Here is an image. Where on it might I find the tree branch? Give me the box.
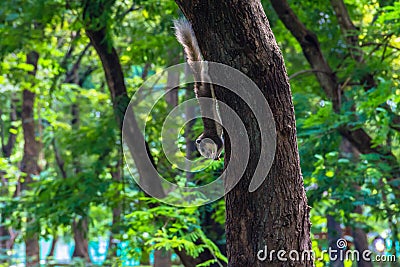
[329,1,400,133]
[64,43,92,84]
[52,135,67,179]
[271,0,399,170]
[330,0,363,61]
[361,42,400,51]
[289,69,333,80]
[270,0,341,112]
[118,4,141,21]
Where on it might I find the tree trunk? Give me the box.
[327,215,344,267]
[339,139,372,267]
[329,0,362,61]
[270,0,340,111]
[351,206,373,267]
[388,220,399,267]
[70,102,91,262]
[0,220,8,263]
[1,79,24,261]
[108,158,122,258]
[153,249,172,267]
[165,68,179,107]
[85,27,166,199]
[20,51,40,267]
[1,98,18,158]
[152,67,182,267]
[175,1,312,266]
[48,236,57,258]
[72,218,90,261]
[1,173,10,261]
[329,0,376,90]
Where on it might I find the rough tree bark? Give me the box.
[175,1,313,266]
[20,51,40,267]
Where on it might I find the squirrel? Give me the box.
[174,19,223,160]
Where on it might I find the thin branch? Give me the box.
[65,42,92,83]
[79,66,97,86]
[49,31,83,96]
[141,62,151,80]
[334,53,351,72]
[118,4,141,21]
[390,116,400,132]
[52,135,67,179]
[341,76,352,89]
[289,69,333,80]
[365,33,394,58]
[361,42,400,51]
[131,68,166,106]
[330,0,363,61]
[270,0,340,111]
[271,0,400,162]
[7,228,18,250]
[383,50,400,61]
[381,41,389,62]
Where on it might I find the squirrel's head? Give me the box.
[195,133,223,160]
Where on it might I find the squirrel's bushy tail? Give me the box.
[173,19,203,75]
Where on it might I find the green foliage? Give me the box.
[124,197,227,266]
